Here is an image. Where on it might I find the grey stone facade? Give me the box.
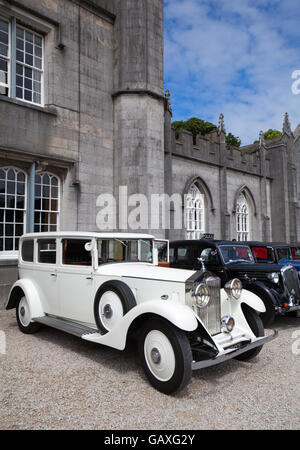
[0,0,299,304]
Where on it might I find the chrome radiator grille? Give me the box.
[197,276,221,336]
[282,266,300,303]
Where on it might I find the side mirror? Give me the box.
[84,241,95,252]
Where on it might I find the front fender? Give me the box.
[6,279,44,319]
[239,289,266,313]
[83,300,198,351]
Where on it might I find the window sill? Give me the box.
[0,95,57,116]
[0,257,18,266]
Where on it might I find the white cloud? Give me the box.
[164,0,300,144]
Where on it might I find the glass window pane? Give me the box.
[0,20,8,33]
[6,210,14,222]
[5,239,13,251]
[24,89,32,101]
[25,42,33,54]
[16,87,23,99]
[0,194,4,208]
[35,46,42,58]
[24,78,32,90]
[16,75,23,87]
[0,43,8,57]
[16,38,24,50]
[7,196,15,208]
[16,64,23,75]
[25,30,33,43]
[34,35,42,47]
[33,92,41,104]
[0,180,4,193]
[22,240,34,262]
[0,31,8,45]
[25,67,32,78]
[34,57,42,69]
[25,54,33,66]
[7,169,15,181]
[16,27,24,39]
[16,50,24,62]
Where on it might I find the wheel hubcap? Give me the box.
[144,330,176,382]
[150,348,161,364]
[99,291,124,331]
[18,297,31,327]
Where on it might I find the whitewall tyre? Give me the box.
[139,318,192,395]
[16,296,41,334]
[94,280,136,334]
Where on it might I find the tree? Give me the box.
[226,132,241,148]
[172,118,216,144]
[263,129,282,141]
[172,117,242,147]
[253,129,282,144]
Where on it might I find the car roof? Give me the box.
[246,241,291,248]
[169,240,251,247]
[20,232,155,240]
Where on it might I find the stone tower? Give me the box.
[113,0,165,234]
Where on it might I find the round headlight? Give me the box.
[225,278,243,300]
[221,315,235,333]
[268,272,279,284]
[194,283,210,308]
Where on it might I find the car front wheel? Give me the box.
[138,318,192,394]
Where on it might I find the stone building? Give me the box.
[0,0,300,303]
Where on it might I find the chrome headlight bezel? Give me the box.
[193,282,210,308]
[268,272,280,284]
[225,278,243,300]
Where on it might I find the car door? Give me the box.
[34,238,60,315]
[56,238,96,325]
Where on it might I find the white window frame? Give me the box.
[34,172,60,233]
[0,17,11,97]
[236,193,250,241]
[185,184,205,240]
[14,23,44,106]
[0,167,27,259]
[0,15,44,106]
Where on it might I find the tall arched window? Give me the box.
[236,193,249,241]
[186,183,205,240]
[34,173,60,232]
[0,167,27,253]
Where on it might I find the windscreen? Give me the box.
[219,245,254,264]
[97,239,153,264]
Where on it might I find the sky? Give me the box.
[164,0,300,145]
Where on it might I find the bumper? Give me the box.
[276,305,300,313]
[192,330,278,370]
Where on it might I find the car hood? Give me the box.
[227,262,286,272]
[96,262,195,283]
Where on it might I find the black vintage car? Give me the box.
[248,241,300,273]
[169,239,300,326]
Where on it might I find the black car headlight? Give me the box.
[268,272,280,284]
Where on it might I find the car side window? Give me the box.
[176,246,194,262]
[199,247,219,263]
[38,239,56,264]
[22,239,34,262]
[62,239,92,266]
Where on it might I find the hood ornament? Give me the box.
[197,257,206,271]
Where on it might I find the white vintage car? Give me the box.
[6,232,277,394]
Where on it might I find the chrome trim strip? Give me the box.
[191,330,278,370]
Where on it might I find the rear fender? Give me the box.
[6,279,44,319]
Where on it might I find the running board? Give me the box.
[34,316,101,338]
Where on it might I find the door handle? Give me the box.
[86,275,94,280]
[51,273,57,277]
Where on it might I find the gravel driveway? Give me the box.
[0,308,300,430]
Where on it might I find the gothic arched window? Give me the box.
[186,183,205,240]
[236,192,249,241]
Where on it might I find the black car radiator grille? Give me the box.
[281,267,300,302]
[197,276,221,336]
